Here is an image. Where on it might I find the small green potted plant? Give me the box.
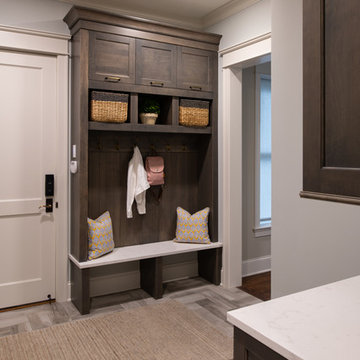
[139,97,160,125]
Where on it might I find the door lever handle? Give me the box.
[39,198,53,213]
[39,204,52,209]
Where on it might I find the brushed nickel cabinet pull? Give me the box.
[150,81,164,87]
[190,85,202,91]
[104,76,121,82]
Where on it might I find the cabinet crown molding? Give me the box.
[64,6,222,46]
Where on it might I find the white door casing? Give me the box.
[0,26,69,307]
[220,34,271,288]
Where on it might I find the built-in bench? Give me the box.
[69,241,223,314]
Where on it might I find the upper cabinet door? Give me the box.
[89,32,135,84]
[136,39,177,88]
[177,47,215,92]
[302,0,360,202]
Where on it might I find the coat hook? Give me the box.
[166,144,171,152]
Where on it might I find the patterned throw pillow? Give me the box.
[88,211,115,260]
[174,207,210,244]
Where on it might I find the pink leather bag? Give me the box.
[145,156,165,185]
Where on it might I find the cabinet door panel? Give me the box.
[136,39,177,88]
[177,47,215,92]
[89,32,135,84]
[302,0,360,200]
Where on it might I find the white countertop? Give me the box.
[227,275,360,360]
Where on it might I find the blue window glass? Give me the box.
[259,77,271,225]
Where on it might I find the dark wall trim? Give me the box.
[300,191,360,206]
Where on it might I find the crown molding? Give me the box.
[0,24,70,40]
[58,0,204,30]
[0,24,70,55]
[202,0,261,28]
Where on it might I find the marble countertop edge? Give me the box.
[227,310,301,360]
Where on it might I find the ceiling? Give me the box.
[58,0,260,29]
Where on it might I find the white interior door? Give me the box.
[0,50,57,308]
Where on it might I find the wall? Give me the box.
[271,0,360,298]
[0,0,71,35]
[242,63,271,264]
[207,0,271,278]
[207,0,271,52]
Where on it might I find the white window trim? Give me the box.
[255,71,271,232]
[253,225,271,238]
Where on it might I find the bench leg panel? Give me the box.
[70,262,90,315]
[140,257,163,299]
[198,247,222,285]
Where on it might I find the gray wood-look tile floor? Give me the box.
[0,277,261,339]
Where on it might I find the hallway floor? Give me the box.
[240,272,271,301]
[0,277,260,339]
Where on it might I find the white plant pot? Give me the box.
[140,113,158,125]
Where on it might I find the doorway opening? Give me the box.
[241,61,271,300]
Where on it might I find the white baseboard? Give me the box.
[67,281,71,302]
[242,255,271,277]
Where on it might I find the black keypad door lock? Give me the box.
[45,174,54,197]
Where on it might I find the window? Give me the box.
[259,76,271,225]
[255,73,271,235]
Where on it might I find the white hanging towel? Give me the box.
[127,146,150,218]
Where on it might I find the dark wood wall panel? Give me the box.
[88,132,203,247]
[198,136,215,241]
[71,29,89,261]
[324,0,360,168]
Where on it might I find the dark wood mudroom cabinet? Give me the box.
[64,7,222,314]
[302,0,360,204]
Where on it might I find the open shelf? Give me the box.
[88,121,212,134]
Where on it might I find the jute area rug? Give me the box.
[0,300,232,360]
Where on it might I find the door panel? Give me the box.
[0,51,56,308]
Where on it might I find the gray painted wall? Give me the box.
[242,63,271,262]
[271,0,360,298]
[0,0,71,35]
[208,0,271,52]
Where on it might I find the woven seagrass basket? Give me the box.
[91,91,128,123]
[179,99,209,127]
